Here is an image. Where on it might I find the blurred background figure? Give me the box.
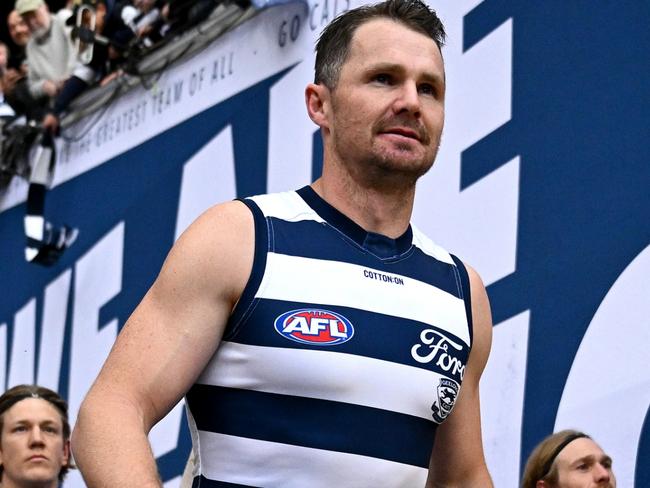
[0,384,74,488]
[0,42,17,119]
[124,0,165,47]
[3,10,47,120]
[6,10,30,69]
[521,429,616,488]
[15,0,76,104]
[42,0,134,132]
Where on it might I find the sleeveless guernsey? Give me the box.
[186,186,474,488]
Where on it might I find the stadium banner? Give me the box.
[0,1,648,486]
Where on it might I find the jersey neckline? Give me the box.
[296,185,413,259]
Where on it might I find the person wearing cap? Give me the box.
[0,384,74,488]
[521,429,616,488]
[15,0,76,102]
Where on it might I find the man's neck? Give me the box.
[312,167,416,239]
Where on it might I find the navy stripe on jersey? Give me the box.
[187,384,436,468]
[450,254,474,346]
[226,199,268,340]
[297,185,413,259]
[264,217,460,298]
[228,299,468,382]
[192,476,257,488]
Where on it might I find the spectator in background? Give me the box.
[124,0,165,47]
[521,429,616,488]
[6,10,30,70]
[15,0,76,103]
[3,9,48,120]
[0,384,74,488]
[161,0,220,38]
[42,0,134,132]
[0,42,17,119]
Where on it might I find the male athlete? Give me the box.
[73,0,494,486]
[522,430,616,488]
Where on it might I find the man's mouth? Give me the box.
[27,455,48,462]
[380,128,421,141]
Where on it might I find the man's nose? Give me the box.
[593,462,611,483]
[29,427,45,446]
[393,81,421,115]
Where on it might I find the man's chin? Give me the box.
[20,465,58,482]
[32,28,49,41]
[374,149,434,175]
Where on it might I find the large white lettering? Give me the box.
[68,223,124,422]
[175,126,237,239]
[555,245,650,487]
[37,270,71,390]
[7,299,36,387]
[480,311,530,488]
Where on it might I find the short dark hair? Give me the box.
[521,429,591,488]
[314,0,446,89]
[0,384,75,481]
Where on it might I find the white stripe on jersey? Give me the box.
[197,432,428,488]
[250,191,325,223]
[256,253,470,344]
[197,341,444,420]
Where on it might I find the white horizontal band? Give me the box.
[198,341,443,420]
[196,431,427,488]
[256,253,470,344]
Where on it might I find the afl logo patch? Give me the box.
[274,309,354,346]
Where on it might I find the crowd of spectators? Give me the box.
[0,0,227,134]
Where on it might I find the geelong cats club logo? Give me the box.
[431,378,460,423]
[274,309,354,346]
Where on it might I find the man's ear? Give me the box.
[305,83,331,129]
[536,480,549,488]
[62,439,70,465]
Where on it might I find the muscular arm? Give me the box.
[426,264,494,488]
[72,201,254,487]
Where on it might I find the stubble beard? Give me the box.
[336,130,439,192]
[329,98,441,191]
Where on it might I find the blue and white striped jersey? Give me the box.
[186,186,474,488]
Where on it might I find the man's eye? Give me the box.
[13,425,27,432]
[418,84,436,96]
[374,74,392,84]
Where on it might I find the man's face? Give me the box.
[20,5,50,41]
[7,11,30,47]
[324,18,445,185]
[0,398,69,488]
[552,438,616,488]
